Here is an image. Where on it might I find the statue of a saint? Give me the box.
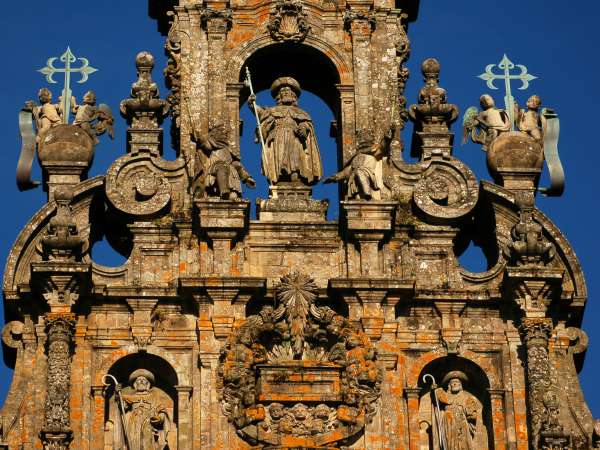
[462,94,511,151]
[418,371,487,450]
[120,369,171,450]
[192,123,256,199]
[248,77,322,186]
[515,95,544,142]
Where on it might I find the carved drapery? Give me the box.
[41,313,76,450]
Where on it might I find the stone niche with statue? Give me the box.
[0,0,597,450]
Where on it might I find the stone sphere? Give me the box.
[135,51,155,70]
[487,131,543,179]
[37,124,94,164]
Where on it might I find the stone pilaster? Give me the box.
[194,199,250,275]
[519,318,571,450]
[201,7,232,124]
[40,313,76,450]
[344,6,376,131]
[341,200,395,276]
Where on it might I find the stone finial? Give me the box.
[120,52,169,130]
[409,58,459,132]
[41,186,85,262]
[408,58,459,160]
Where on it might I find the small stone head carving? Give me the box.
[480,94,495,110]
[269,402,285,421]
[271,77,301,105]
[38,88,53,104]
[526,95,541,111]
[82,91,97,105]
[442,370,469,393]
[129,368,155,392]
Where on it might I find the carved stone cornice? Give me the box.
[41,313,76,450]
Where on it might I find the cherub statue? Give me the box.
[192,123,256,199]
[26,88,63,142]
[324,128,390,200]
[72,90,115,144]
[462,94,511,151]
[515,95,544,142]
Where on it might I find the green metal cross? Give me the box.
[478,54,537,130]
[38,47,98,124]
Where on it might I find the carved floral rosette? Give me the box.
[217,272,383,448]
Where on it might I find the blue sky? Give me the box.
[1,0,599,418]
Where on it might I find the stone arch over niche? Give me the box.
[103,353,179,450]
[416,356,494,450]
[225,35,356,165]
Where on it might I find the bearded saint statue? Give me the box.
[120,369,171,450]
[248,77,322,186]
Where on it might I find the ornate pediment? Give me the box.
[217,271,383,448]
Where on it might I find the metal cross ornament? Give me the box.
[38,47,98,124]
[478,54,537,130]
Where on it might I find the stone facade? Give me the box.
[1,1,597,450]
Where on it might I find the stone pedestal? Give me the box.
[37,124,95,201]
[341,201,395,276]
[257,185,328,222]
[195,199,249,274]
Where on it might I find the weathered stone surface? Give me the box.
[1,1,596,450]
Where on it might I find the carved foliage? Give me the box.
[268,0,310,43]
[41,313,75,449]
[164,10,182,150]
[217,271,383,447]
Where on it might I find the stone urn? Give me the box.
[486,131,543,191]
[37,124,95,165]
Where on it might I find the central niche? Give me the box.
[217,271,383,448]
[237,42,345,219]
